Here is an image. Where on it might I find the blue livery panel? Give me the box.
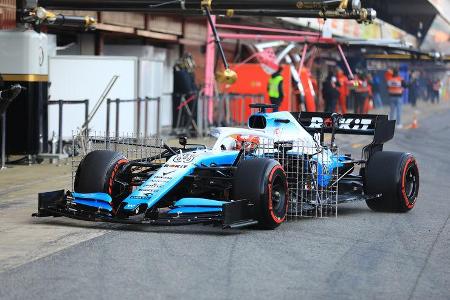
[73,199,113,212]
[168,207,223,214]
[71,192,113,212]
[174,198,225,207]
[122,150,239,212]
[72,192,112,203]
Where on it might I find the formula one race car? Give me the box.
[35,104,419,229]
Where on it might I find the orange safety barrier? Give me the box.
[299,68,317,112]
[225,64,293,123]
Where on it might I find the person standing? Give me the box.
[431,79,441,104]
[354,73,370,114]
[369,73,383,108]
[337,69,349,113]
[386,68,406,128]
[322,70,340,112]
[268,66,284,112]
[408,72,419,107]
[426,77,434,102]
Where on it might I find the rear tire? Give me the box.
[233,158,288,229]
[365,151,419,212]
[74,150,130,207]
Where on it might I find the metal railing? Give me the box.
[106,97,161,141]
[172,92,200,137]
[71,133,164,190]
[48,99,89,155]
[197,93,265,136]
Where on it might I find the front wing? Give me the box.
[33,190,258,229]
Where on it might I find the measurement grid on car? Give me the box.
[245,139,339,218]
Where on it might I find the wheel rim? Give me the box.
[271,174,287,219]
[108,159,130,207]
[404,163,418,205]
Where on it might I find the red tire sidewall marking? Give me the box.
[401,157,417,209]
[108,159,128,195]
[268,165,288,224]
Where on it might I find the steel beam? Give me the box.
[38,0,344,11]
[35,1,375,21]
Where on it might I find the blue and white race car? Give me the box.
[35,104,420,229]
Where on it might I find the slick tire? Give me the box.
[74,150,129,207]
[233,158,288,229]
[365,151,419,212]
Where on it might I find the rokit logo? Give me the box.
[309,117,373,131]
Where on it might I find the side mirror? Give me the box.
[179,136,187,148]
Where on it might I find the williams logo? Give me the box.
[309,117,373,131]
[173,153,196,163]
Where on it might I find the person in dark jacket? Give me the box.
[322,70,340,112]
[431,79,441,104]
[369,73,383,108]
[408,71,419,107]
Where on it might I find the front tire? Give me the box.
[74,150,130,207]
[365,151,419,212]
[233,158,288,229]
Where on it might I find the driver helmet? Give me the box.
[220,136,238,151]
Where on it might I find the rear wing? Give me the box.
[292,112,396,145]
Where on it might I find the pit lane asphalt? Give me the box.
[1,105,449,300]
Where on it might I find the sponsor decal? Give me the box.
[173,153,196,163]
[274,128,282,136]
[164,164,188,169]
[309,117,373,131]
[137,170,176,196]
[163,170,176,176]
[323,118,333,128]
[135,162,190,197]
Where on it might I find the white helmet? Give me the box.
[220,136,238,151]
